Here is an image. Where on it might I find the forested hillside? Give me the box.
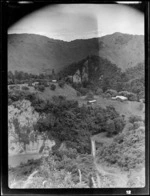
[8,32,144,74]
[8,32,145,188]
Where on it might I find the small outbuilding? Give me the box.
[112,96,128,101]
[32,82,39,86]
[87,99,97,105]
[52,80,57,83]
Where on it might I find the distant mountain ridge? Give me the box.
[8,32,144,74]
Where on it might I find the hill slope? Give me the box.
[8,32,144,74]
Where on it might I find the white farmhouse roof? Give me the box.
[32,82,39,86]
[88,100,96,103]
[112,96,127,100]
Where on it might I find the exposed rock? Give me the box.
[8,99,55,156]
[73,70,82,83]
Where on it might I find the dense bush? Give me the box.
[104,93,111,99]
[97,120,145,171]
[50,84,56,91]
[9,85,20,90]
[22,86,29,91]
[58,80,65,88]
[118,91,137,101]
[106,89,117,97]
[38,85,45,92]
[128,93,138,101]
[32,97,122,153]
[105,119,115,137]
[78,87,89,96]
[44,82,49,87]
[9,149,97,188]
[28,81,33,86]
[118,91,131,97]
[129,115,143,124]
[114,117,126,134]
[95,88,103,95]
[8,90,37,104]
[76,91,81,97]
[85,91,94,100]
[8,79,14,85]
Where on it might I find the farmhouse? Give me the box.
[52,79,57,83]
[87,99,97,105]
[112,96,128,101]
[32,82,39,86]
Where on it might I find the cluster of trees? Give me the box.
[8,58,144,101]
[8,90,37,105]
[121,63,144,99]
[8,70,46,84]
[9,147,98,188]
[8,70,58,85]
[58,56,144,100]
[29,96,125,154]
[96,115,145,171]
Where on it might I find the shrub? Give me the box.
[8,98,12,105]
[129,115,143,124]
[58,95,66,101]
[86,91,94,100]
[104,93,111,99]
[105,119,115,137]
[114,117,125,134]
[95,88,103,95]
[97,124,145,171]
[106,89,117,97]
[133,121,144,129]
[44,82,49,87]
[76,91,81,97]
[138,91,145,99]
[78,87,89,96]
[50,84,56,91]
[22,86,29,91]
[118,91,137,101]
[38,85,45,92]
[58,80,65,88]
[28,81,33,87]
[9,85,17,90]
[128,93,138,101]
[138,102,144,111]
[8,79,14,85]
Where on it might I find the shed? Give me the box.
[87,99,97,105]
[112,96,128,101]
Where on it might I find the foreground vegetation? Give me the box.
[8,58,145,188]
[8,88,145,188]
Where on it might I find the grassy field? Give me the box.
[9,83,145,121]
[78,95,145,120]
[37,83,78,101]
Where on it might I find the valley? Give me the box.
[8,32,145,188]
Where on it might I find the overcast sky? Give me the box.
[8,4,144,41]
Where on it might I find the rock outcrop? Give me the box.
[8,99,55,155]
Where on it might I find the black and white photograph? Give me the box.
[6,1,148,191]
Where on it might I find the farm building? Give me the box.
[87,99,97,105]
[112,96,128,101]
[52,79,57,83]
[32,82,39,86]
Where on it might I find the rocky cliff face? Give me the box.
[8,100,55,156]
[72,59,89,84]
